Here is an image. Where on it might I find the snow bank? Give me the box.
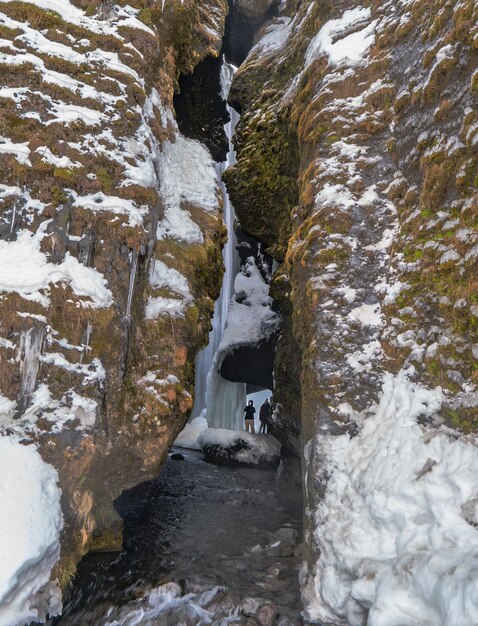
[174,415,208,450]
[0,437,63,626]
[198,428,281,467]
[305,368,478,626]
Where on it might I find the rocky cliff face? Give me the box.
[0,0,227,589]
[227,0,478,622]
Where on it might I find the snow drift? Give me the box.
[304,369,478,626]
[0,437,63,626]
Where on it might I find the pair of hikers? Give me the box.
[243,398,272,434]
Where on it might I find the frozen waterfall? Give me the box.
[191,59,246,429]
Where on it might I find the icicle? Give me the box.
[9,201,16,237]
[80,321,93,363]
[125,249,138,318]
[17,327,44,414]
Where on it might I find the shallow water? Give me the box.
[52,449,303,624]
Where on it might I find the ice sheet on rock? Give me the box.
[0,227,112,308]
[156,135,220,244]
[305,368,478,626]
[0,437,63,626]
[198,428,281,465]
[306,7,377,68]
[145,259,193,320]
[251,16,293,56]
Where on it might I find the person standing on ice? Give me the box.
[259,398,270,434]
[244,400,256,433]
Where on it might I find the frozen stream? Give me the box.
[50,450,303,624]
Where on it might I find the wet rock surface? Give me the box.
[50,449,303,625]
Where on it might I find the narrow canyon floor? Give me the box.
[50,448,303,625]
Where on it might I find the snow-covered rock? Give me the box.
[198,428,281,468]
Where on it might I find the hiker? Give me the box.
[244,400,256,433]
[259,398,271,434]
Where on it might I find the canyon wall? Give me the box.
[228,0,478,622]
[0,0,228,587]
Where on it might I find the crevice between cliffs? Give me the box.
[47,4,304,623]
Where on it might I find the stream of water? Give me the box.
[52,450,302,625]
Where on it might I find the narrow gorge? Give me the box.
[0,0,477,625]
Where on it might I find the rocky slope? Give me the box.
[0,0,228,604]
[227,0,478,622]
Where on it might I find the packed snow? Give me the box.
[0,437,63,626]
[304,368,478,626]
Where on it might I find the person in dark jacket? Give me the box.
[244,400,256,433]
[259,398,271,434]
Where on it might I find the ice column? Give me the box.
[192,59,246,428]
[17,327,44,414]
[125,248,138,318]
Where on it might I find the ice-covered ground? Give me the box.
[0,437,63,626]
[304,368,478,626]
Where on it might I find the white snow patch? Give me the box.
[0,438,63,626]
[0,396,16,429]
[306,7,377,68]
[0,226,112,308]
[145,259,193,320]
[218,257,278,355]
[35,147,82,169]
[71,191,147,227]
[0,137,31,166]
[347,303,383,326]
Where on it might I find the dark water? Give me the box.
[52,449,303,624]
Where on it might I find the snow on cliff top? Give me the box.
[0,437,63,626]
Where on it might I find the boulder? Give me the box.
[197,428,281,468]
